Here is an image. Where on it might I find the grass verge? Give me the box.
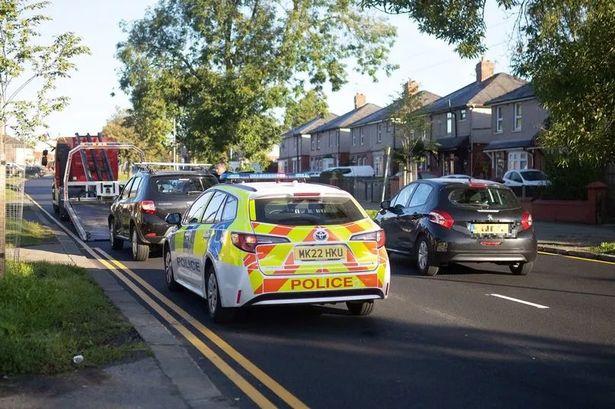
[0,261,150,375]
[6,218,56,247]
[592,242,615,255]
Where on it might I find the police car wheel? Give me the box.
[205,266,235,323]
[164,249,180,291]
[131,229,149,261]
[346,300,374,316]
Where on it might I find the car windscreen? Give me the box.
[447,186,520,210]
[254,196,365,226]
[151,175,217,196]
[520,170,547,181]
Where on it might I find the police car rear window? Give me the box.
[254,197,364,226]
[151,176,217,195]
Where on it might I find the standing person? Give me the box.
[212,161,228,181]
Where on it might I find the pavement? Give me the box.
[0,203,232,409]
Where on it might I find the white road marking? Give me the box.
[488,293,550,309]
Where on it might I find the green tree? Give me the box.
[362,0,615,166]
[117,0,397,163]
[0,0,89,277]
[103,108,171,162]
[284,90,329,129]
[389,82,436,178]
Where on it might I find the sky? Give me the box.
[25,0,519,138]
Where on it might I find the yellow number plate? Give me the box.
[294,246,347,261]
[472,223,509,235]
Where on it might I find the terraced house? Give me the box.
[278,114,338,173]
[347,81,440,176]
[483,84,548,179]
[309,94,381,171]
[425,59,526,178]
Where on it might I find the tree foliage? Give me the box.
[283,90,329,129]
[0,0,89,141]
[388,83,435,168]
[362,0,615,165]
[117,0,397,162]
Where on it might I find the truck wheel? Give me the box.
[59,202,69,221]
[346,301,374,316]
[131,229,149,261]
[205,265,235,323]
[109,221,123,250]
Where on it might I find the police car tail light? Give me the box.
[351,230,386,248]
[521,211,533,231]
[231,232,289,253]
[140,200,157,215]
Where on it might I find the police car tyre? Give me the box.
[416,236,439,276]
[164,248,180,291]
[346,300,374,316]
[131,229,149,261]
[509,261,533,275]
[109,221,123,250]
[206,266,235,323]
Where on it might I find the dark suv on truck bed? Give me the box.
[109,170,218,261]
[375,178,537,276]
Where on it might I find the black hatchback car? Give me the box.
[375,178,536,276]
[109,170,218,261]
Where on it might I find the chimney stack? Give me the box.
[405,80,419,95]
[475,58,495,83]
[354,93,366,109]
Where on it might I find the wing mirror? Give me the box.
[165,213,182,227]
[380,200,391,214]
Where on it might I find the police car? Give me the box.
[162,177,390,322]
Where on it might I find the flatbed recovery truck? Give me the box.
[51,133,143,241]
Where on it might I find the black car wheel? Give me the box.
[346,300,374,316]
[109,220,123,250]
[164,248,180,291]
[509,261,533,275]
[416,236,439,276]
[205,265,235,323]
[131,229,149,261]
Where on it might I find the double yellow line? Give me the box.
[27,194,308,409]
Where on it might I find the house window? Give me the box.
[377,124,382,143]
[508,151,528,170]
[360,129,364,146]
[514,103,522,131]
[316,135,321,150]
[336,130,340,146]
[386,121,392,132]
[460,109,467,121]
[446,113,453,135]
[328,134,332,147]
[496,106,503,133]
[311,137,315,151]
[352,130,357,146]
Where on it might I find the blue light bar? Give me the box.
[221,173,312,181]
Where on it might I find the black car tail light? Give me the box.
[231,233,290,253]
[140,200,157,215]
[428,210,454,230]
[351,229,386,248]
[521,211,533,231]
